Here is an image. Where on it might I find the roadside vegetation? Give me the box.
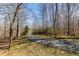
[0,3,79,56]
[0,39,78,56]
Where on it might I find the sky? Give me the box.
[25,3,41,27]
[0,3,79,28]
[0,3,41,28]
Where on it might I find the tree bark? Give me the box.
[16,18,19,37]
[67,3,70,36]
[53,3,58,38]
[9,3,22,49]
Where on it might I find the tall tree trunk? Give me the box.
[4,19,6,39]
[9,3,22,49]
[9,24,12,49]
[16,19,19,37]
[67,3,70,36]
[53,3,58,38]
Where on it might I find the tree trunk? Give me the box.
[9,3,22,49]
[53,3,58,38]
[67,3,70,36]
[16,19,19,37]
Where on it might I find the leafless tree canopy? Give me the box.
[0,3,79,49]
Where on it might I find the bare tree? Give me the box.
[9,3,22,49]
[53,3,58,38]
[67,3,70,36]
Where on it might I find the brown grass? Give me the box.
[0,39,78,56]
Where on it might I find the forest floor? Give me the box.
[0,38,78,56]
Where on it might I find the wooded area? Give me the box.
[0,3,79,56]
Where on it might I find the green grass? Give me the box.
[0,39,78,56]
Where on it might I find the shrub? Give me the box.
[32,27,49,35]
[21,25,29,36]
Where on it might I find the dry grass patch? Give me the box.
[0,39,78,56]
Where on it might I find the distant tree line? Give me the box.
[32,3,79,38]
